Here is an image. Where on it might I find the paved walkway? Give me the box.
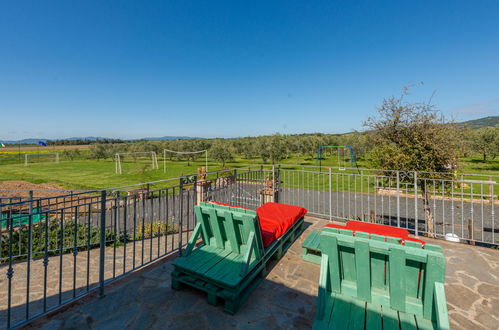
[21,217,499,329]
[0,232,190,328]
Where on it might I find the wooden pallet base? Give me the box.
[172,217,305,314]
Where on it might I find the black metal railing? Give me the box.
[0,166,270,329]
[1,164,497,328]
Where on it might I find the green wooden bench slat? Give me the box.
[405,241,423,249]
[389,246,406,312]
[348,298,366,330]
[208,208,225,249]
[423,254,446,320]
[329,293,352,330]
[316,254,330,321]
[415,314,436,330]
[183,222,203,256]
[192,249,233,275]
[340,245,356,283]
[354,239,371,301]
[405,259,422,312]
[204,252,243,287]
[222,211,240,254]
[312,291,336,330]
[424,243,443,253]
[319,233,341,293]
[433,282,450,330]
[381,305,400,330]
[399,311,418,330]
[174,246,229,270]
[366,302,383,330]
[303,229,321,249]
[194,207,211,244]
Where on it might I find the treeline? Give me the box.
[47,138,125,146]
[79,126,498,166]
[80,132,377,165]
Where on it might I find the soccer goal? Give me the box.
[163,149,208,173]
[115,152,159,175]
[24,153,60,166]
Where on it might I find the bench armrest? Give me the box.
[434,282,450,330]
[240,232,256,276]
[316,254,329,320]
[183,222,203,257]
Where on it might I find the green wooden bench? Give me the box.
[314,228,449,330]
[303,228,426,265]
[171,202,304,314]
[302,229,323,264]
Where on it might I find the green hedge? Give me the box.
[1,218,178,263]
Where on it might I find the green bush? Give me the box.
[1,218,179,263]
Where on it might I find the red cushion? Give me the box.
[346,220,410,238]
[323,221,425,247]
[208,201,307,247]
[256,202,307,247]
[324,223,348,230]
[209,201,250,210]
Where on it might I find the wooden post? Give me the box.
[260,176,276,204]
[468,218,475,246]
[196,167,211,205]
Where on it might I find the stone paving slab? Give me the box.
[21,217,499,330]
[0,231,191,328]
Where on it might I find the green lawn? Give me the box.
[0,155,497,191]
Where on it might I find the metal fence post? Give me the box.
[414,172,418,237]
[179,179,184,256]
[275,165,281,203]
[234,169,238,205]
[396,171,400,228]
[99,190,107,297]
[329,167,332,221]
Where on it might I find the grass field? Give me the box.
[0,153,498,191]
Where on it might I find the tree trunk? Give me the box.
[483,152,487,162]
[421,185,435,238]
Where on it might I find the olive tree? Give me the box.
[364,92,459,237]
[209,139,234,168]
[268,133,288,164]
[471,127,499,161]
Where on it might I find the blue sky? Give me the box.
[1,1,498,140]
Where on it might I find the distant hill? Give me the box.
[0,136,201,144]
[460,116,499,129]
[138,136,202,141]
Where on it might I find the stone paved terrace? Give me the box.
[24,217,499,330]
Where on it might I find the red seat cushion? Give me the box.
[209,201,250,210]
[346,220,411,238]
[257,202,307,247]
[323,221,426,247]
[324,223,349,230]
[209,201,307,247]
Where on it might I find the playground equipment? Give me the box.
[316,146,357,171]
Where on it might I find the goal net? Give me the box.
[115,152,159,175]
[24,153,60,166]
[163,149,208,173]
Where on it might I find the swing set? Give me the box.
[316,146,358,172]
